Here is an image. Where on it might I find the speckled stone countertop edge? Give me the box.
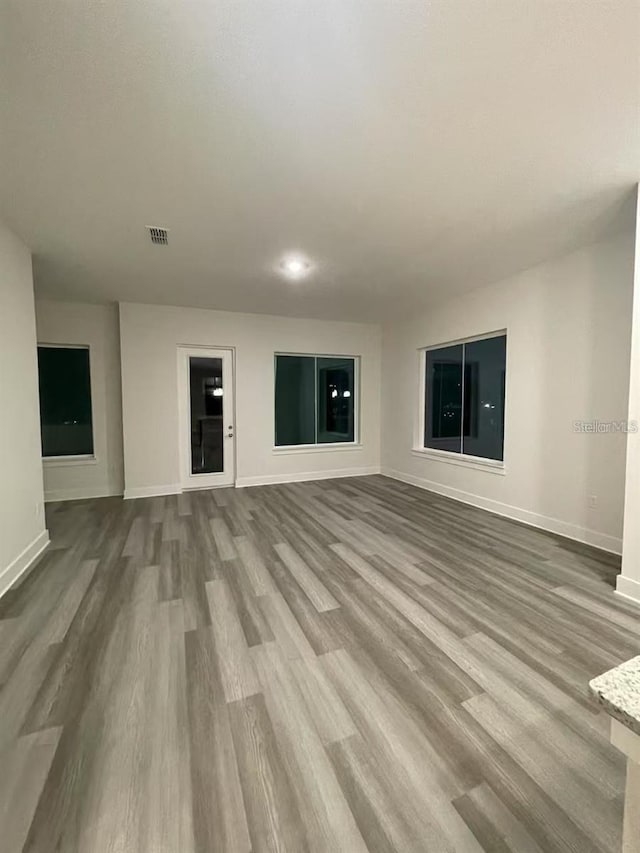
[589,655,640,738]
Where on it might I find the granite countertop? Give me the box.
[589,655,640,737]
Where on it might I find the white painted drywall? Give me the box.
[381,233,635,554]
[35,300,125,501]
[119,303,381,497]
[0,222,48,594]
[618,189,640,603]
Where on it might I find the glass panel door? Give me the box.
[179,347,235,489]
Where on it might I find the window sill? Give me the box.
[411,447,505,475]
[42,454,97,468]
[273,443,363,455]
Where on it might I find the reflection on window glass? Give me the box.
[189,356,224,474]
[462,336,506,461]
[424,334,506,461]
[37,346,94,457]
[274,354,357,447]
[425,344,463,453]
[317,358,354,444]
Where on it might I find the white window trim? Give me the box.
[38,342,96,462]
[411,447,505,474]
[273,442,363,455]
[415,329,507,471]
[42,454,97,467]
[273,352,360,452]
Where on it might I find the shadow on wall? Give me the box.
[535,234,633,544]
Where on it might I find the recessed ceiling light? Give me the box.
[279,254,312,279]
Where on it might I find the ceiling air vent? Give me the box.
[147,226,169,245]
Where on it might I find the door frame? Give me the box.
[177,345,237,490]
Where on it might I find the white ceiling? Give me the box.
[1,0,638,322]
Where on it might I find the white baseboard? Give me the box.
[45,485,123,503]
[123,483,182,500]
[381,467,622,555]
[124,469,380,497]
[0,529,50,599]
[615,575,640,607]
[236,466,381,488]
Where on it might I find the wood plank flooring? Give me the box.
[1,475,638,852]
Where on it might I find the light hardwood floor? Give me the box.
[1,475,638,852]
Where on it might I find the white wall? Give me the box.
[35,300,124,501]
[119,302,381,497]
[0,222,48,595]
[618,189,640,603]
[381,233,635,553]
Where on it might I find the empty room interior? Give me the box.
[2,2,640,852]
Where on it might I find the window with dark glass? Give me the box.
[275,354,356,447]
[424,334,506,461]
[37,345,94,457]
